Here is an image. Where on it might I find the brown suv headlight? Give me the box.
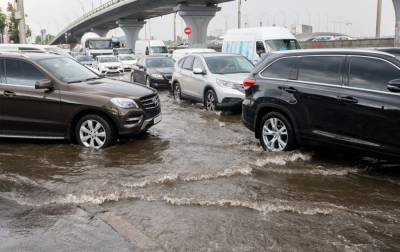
[110,98,138,109]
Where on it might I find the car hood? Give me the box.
[70,78,155,99]
[148,67,173,75]
[214,73,249,83]
[99,62,122,67]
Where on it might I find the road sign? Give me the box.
[184,27,192,36]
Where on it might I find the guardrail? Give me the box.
[70,0,126,29]
[300,38,395,49]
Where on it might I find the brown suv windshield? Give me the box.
[38,57,100,83]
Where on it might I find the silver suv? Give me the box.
[171,53,254,111]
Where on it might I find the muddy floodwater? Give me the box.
[1,88,400,251]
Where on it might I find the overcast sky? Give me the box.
[0,0,396,40]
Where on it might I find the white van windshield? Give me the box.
[151,46,168,54]
[265,39,300,52]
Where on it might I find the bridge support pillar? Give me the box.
[91,28,109,37]
[394,0,400,47]
[175,4,221,48]
[119,19,146,51]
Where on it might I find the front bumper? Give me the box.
[217,97,243,110]
[101,68,124,75]
[149,77,172,89]
[117,111,162,136]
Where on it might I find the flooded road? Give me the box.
[1,83,400,251]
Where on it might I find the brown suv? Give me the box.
[0,52,161,149]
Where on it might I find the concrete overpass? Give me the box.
[51,0,233,49]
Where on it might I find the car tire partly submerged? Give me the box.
[173,82,182,101]
[76,114,115,149]
[204,89,218,111]
[260,112,295,152]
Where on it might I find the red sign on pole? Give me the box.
[184,27,192,36]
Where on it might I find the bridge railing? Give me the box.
[69,0,126,30]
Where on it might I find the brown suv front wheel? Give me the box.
[75,114,115,149]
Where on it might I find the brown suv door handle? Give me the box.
[3,91,16,97]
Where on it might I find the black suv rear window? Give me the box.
[298,56,343,85]
[261,57,298,79]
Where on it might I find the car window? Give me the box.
[182,56,194,71]
[298,56,343,85]
[205,56,254,74]
[38,57,99,84]
[261,57,299,79]
[5,59,46,87]
[192,57,205,71]
[349,57,400,92]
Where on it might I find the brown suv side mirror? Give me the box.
[35,79,53,90]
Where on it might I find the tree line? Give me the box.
[0,2,33,44]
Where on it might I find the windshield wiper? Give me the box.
[85,77,102,81]
[67,80,85,84]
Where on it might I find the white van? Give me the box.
[135,40,168,56]
[171,48,216,61]
[222,27,301,64]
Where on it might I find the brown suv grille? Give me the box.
[140,94,161,119]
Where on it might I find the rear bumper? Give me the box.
[242,99,256,132]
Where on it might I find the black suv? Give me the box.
[242,49,400,156]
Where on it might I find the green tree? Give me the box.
[7,2,19,43]
[0,7,6,43]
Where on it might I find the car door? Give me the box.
[189,56,208,99]
[133,58,146,84]
[180,56,196,98]
[340,56,400,152]
[288,55,346,139]
[1,58,63,137]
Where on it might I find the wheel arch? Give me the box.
[68,109,118,142]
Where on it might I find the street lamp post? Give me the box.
[376,0,382,38]
[237,0,241,29]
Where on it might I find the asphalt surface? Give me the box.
[1,76,400,251]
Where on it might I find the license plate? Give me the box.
[153,114,162,124]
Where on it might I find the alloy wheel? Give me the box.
[206,91,216,111]
[262,117,288,152]
[79,119,107,149]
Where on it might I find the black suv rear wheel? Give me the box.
[76,114,115,149]
[260,112,295,152]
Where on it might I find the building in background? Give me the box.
[290,24,313,35]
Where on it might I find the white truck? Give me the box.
[81,33,114,58]
[222,27,301,64]
[135,40,168,56]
